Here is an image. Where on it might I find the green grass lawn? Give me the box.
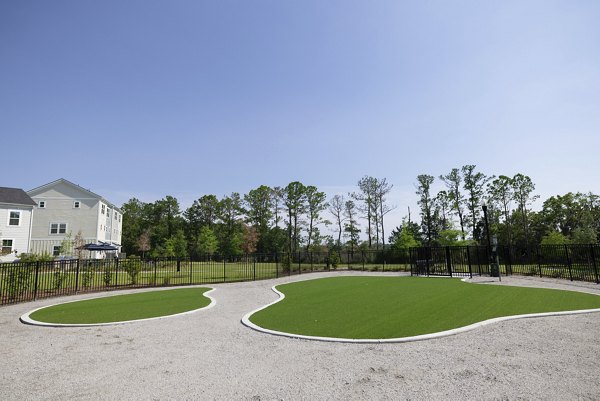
[28,287,212,324]
[249,276,600,339]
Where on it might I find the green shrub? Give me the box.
[6,266,33,299]
[103,266,112,286]
[18,252,54,263]
[81,267,94,288]
[53,271,67,290]
[329,252,341,269]
[122,257,142,285]
[281,256,291,273]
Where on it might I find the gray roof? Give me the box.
[0,187,37,206]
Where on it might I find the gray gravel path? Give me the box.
[1,271,600,400]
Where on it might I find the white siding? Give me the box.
[0,206,33,262]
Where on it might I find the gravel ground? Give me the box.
[1,271,600,401]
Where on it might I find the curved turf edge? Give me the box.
[21,287,216,327]
[241,277,600,343]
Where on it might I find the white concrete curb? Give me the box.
[241,277,600,343]
[20,287,217,328]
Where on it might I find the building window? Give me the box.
[50,223,67,235]
[114,212,117,220]
[101,204,105,214]
[9,211,21,226]
[39,201,46,208]
[118,214,121,222]
[52,246,61,256]
[73,201,80,208]
[1,240,13,255]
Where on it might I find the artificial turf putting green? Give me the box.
[248,277,600,339]
[28,287,212,324]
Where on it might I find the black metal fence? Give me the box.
[0,250,414,306]
[410,244,600,284]
[3,245,598,306]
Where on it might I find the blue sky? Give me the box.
[2,1,599,232]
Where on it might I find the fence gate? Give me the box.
[410,246,493,278]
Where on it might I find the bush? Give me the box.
[18,252,53,263]
[81,266,94,288]
[103,266,112,286]
[122,257,142,285]
[53,271,67,290]
[329,252,341,269]
[281,255,291,273]
[6,266,33,300]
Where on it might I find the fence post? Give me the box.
[275,253,279,278]
[153,259,158,287]
[115,258,119,286]
[75,259,80,293]
[590,245,599,284]
[253,255,256,281]
[445,246,452,277]
[507,246,513,275]
[223,257,226,283]
[564,245,573,282]
[189,256,193,285]
[362,251,365,271]
[466,246,472,278]
[537,247,543,278]
[33,261,40,300]
[347,251,351,271]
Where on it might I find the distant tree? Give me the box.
[352,176,379,248]
[487,175,514,246]
[196,226,219,255]
[186,195,220,230]
[244,185,274,252]
[433,190,452,231]
[217,193,244,254]
[437,229,475,246]
[440,168,467,240]
[329,194,346,248]
[305,186,328,252]
[541,231,570,245]
[73,230,85,259]
[343,200,360,254]
[512,173,539,249]
[375,178,395,249]
[138,229,151,258]
[281,182,307,255]
[60,231,73,256]
[571,227,598,244]
[390,220,421,253]
[121,198,148,255]
[462,165,492,240]
[241,224,259,254]
[171,230,188,258]
[416,174,436,245]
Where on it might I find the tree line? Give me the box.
[121,177,395,258]
[121,169,599,258]
[395,165,600,252]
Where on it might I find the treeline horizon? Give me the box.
[120,168,600,258]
